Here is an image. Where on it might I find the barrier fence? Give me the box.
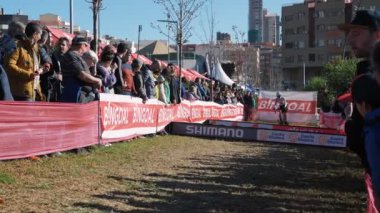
[0,94,244,160]
[0,92,347,160]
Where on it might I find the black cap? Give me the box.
[351,74,380,107]
[72,36,89,45]
[339,10,380,32]
[131,59,142,68]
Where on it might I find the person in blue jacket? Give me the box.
[0,64,13,100]
[351,74,380,210]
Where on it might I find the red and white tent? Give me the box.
[131,53,152,65]
[46,26,75,45]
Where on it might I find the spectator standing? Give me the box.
[340,10,380,158]
[121,50,135,95]
[160,67,172,104]
[195,77,206,101]
[184,84,200,101]
[141,64,155,99]
[338,10,380,212]
[0,21,25,64]
[60,36,101,103]
[150,59,162,99]
[0,64,13,100]
[4,22,44,101]
[38,30,56,101]
[113,42,129,94]
[339,10,380,173]
[97,45,117,93]
[351,74,380,211]
[47,37,69,102]
[167,64,181,104]
[132,59,147,103]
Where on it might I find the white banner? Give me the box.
[257,91,318,125]
[99,94,244,143]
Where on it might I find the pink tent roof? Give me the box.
[172,65,196,81]
[132,58,200,81]
[46,26,75,45]
[131,53,152,65]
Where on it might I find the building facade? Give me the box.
[0,12,28,36]
[263,10,280,46]
[248,0,263,43]
[281,0,380,89]
[258,45,282,90]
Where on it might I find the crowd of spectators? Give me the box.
[0,21,257,120]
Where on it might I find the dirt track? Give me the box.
[0,136,365,212]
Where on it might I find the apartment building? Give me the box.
[263,10,280,46]
[248,0,263,43]
[259,45,282,90]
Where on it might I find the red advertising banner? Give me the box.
[0,95,243,160]
[257,91,318,125]
[319,111,345,132]
[0,101,99,160]
[99,94,244,143]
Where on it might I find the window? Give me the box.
[336,39,343,47]
[309,54,315,62]
[317,10,325,18]
[285,42,294,49]
[284,28,295,35]
[327,25,338,31]
[329,55,341,61]
[317,54,325,62]
[297,26,306,34]
[297,12,305,20]
[317,24,325,31]
[297,55,304,62]
[317,40,325,47]
[285,56,294,63]
[297,41,305,48]
[285,15,294,21]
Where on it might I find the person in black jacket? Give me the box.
[112,42,129,94]
[338,10,380,164]
[373,41,380,85]
[43,37,69,102]
[132,59,147,103]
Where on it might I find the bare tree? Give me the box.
[152,0,208,43]
[152,0,207,96]
[85,0,104,55]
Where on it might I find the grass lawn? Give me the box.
[0,136,365,212]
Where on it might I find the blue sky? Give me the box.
[0,0,300,43]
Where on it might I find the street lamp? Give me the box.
[157,19,179,63]
[137,25,142,52]
[157,18,178,57]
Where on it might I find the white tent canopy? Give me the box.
[208,58,235,86]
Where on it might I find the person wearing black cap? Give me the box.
[60,36,102,103]
[372,41,380,85]
[351,74,380,211]
[339,10,380,166]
